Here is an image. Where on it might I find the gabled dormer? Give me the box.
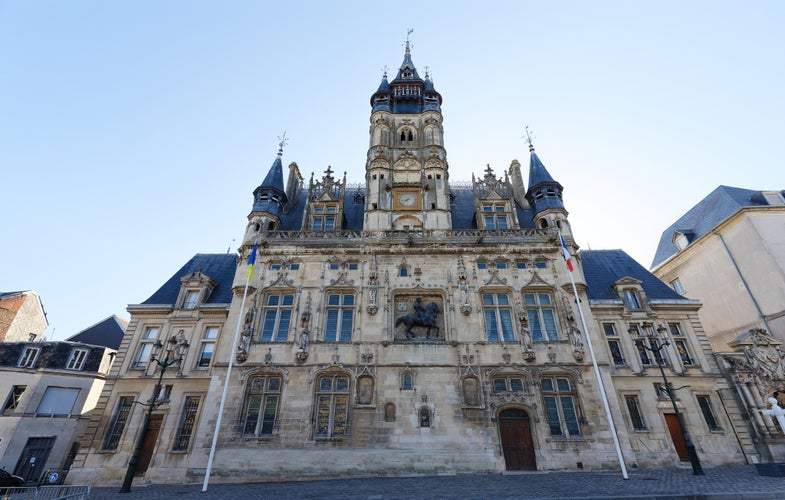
[472,165,519,230]
[612,276,653,316]
[304,166,346,231]
[176,270,217,310]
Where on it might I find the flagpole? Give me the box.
[560,232,629,480]
[202,243,256,492]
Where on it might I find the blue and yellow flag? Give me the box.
[247,242,257,281]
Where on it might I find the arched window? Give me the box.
[315,373,350,437]
[401,371,414,390]
[242,375,282,436]
[399,266,409,277]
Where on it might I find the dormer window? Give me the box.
[482,203,509,230]
[623,290,641,310]
[177,271,217,311]
[183,291,199,309]
[312,205,337,231]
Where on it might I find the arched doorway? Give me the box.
[498,408,537,470]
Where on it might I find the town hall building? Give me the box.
[68,42,761,486]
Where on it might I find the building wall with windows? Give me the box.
[69,44,752,486]
[651,186,785,351]
[0,340,115,483]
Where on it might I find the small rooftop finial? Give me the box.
[405,28,413,54]
[523,125,536,152]
[277,131,288,155]
[424,65,430,78]
[382,64,389,78]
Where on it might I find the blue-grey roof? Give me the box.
[276,184,536,231]
[142,253,238,306]
[651,185,777,268]
[260,153,285,192]
[66,315,126,350]
[582,249,684,301]
[527,151,556,186]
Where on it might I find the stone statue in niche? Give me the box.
[459,278,471,315]
[296,312,311,362]
[367,274,379,315]
[236,307,255,363]
[394,295,444,341]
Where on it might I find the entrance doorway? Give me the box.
[498,408,537,470]
[137,414,163,474]
[664,413,690,461]
[14,437,56,483]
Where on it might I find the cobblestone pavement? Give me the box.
[89,465,785,499]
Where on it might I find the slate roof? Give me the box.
[582,249,685,301]
[651,185,778,268]
[275,184,537,231]
[142,253,238,306]
[65,315,127,350]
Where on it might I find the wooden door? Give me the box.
[664,413,690,461]
[13,436,55,482]
[499,408,537,471]
[137,414,163,474]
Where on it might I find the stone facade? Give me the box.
[70,44,754,486]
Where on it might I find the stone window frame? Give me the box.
[195,326,220,369]
[171,394,202,452]
[313,370,352,439]
[624,393,648,431]
[522,287,560,342]
[322,289,357,343]
[258,291,296,343]
[539,375,582,438]
[241,373,284,437]
[101,395,135,451]
[132,326,160,370]
[480,289,516,342]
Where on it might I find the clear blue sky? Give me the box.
[2,1,782,340]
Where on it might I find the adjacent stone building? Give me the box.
[70,43,755,486]
[650,187,785,462]
[0,316,121,484]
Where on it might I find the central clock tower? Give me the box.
[364,38,451,231]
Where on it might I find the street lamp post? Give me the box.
[631,324,704,476]
[119,335,189,493]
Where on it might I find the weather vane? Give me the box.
[382,64,388,77]
[277,131,288,153]
[522,126,535,151]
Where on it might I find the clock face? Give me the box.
[399,193,417,207]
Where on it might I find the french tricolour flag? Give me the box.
[559,233,574,272]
